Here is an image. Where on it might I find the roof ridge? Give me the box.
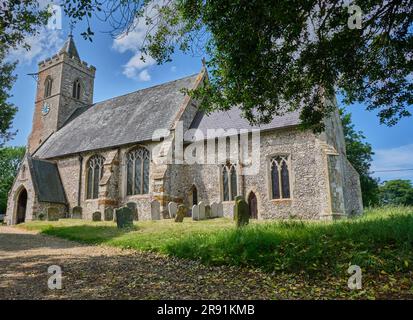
[92,73,199,107]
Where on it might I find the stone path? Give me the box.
[0,226,279,299]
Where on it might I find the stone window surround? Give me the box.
[44,76,53,98]
[121,144,152,199]
[72,78,83,100]
[85,154,105,200]
[266,153,294,202]
[219,161,239,203]
[125,146,150,196]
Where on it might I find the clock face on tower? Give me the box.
[42,102,50,115]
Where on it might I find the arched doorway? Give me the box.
[248,192,258,219]
[16,188,28,224]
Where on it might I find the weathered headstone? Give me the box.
[210,202,218,218]
[72,206,82,219]
[115,207,134,228]
[198,201,206,220]
[37,212,46,221]
[151,200,161,220]
[234,196,249,228]
[104,208,114,221]
[47,207,59,221]
[92,211,102,222]
[175,205,186,222]
[217,202,224,217]
[192,204,199,220]
[168,202,178,218]
[205,204,212,219]
[126,202,138,220]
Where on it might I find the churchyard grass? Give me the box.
[20,206,413,277]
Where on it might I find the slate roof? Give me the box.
[28,157,67,204]
[35,72,301,159]
[185,107,301,142]
[36,74,200,159]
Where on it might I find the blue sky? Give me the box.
[5,8,413,183]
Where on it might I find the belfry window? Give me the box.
[126,147,150,195]
[86,155,105,199]
[72,79,81,99]
[44,77,52,98]
[222,162,237,201]
[270,155,291,199]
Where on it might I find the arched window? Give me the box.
[222,162,237,201]
[270,155,291,199]
[44,77,52,98]
[86,155,105,199]
[72,79,81,99]
[126,147,150,195]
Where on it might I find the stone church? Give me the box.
[6,36,363,224]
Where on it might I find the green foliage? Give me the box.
[62,1,413,131]
[0,49,18,146]
[0,1,50,146]
[21,207,413,276]
[0,146,25,214]
[340,109,379,206]
[380,180,413,206]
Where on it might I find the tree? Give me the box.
[0,1,49,146]
[340,108,379,207]
[64,0,413,132]
[0,146,25,214]
[379,180,413,206]
[0,49,17,147]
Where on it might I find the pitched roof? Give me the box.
[28,157,67,204]
[59,35,80,60]
[185,107,301,141]
[36,74,200,159]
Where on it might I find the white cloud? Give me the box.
[138,70,151,81]
[371,144,413,181]
[112,0,167,81]
[122,53,156,80]
[6,27,64,65]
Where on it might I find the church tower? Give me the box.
[28,35,96,154]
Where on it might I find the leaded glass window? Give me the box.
[127,147,150,195]
[72,79,81,99]
[44,77,52,98]
[86,155,105,199]
[270,155,291,199]
[222,162,237,201]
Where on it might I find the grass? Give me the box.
[20,206,413,276]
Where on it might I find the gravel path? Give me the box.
[0,226,281,300]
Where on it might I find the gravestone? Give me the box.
[104,208,114,221]
[198,201,206,220]
[151,200,161,220]
[217,202,224,217]
[205,204,212,219]
[92,211,102,222]
[72,206,82,219]
[115,207,134,228]
[168,202,178,218]
[175,205,186,222]
[234,196,249,228]
[192,204,199,220]
[210,202,218,218]
[126,202,139,220]
[47,207,59,221]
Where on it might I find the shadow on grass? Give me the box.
[40,225,137,245]
[164,212,413,275]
